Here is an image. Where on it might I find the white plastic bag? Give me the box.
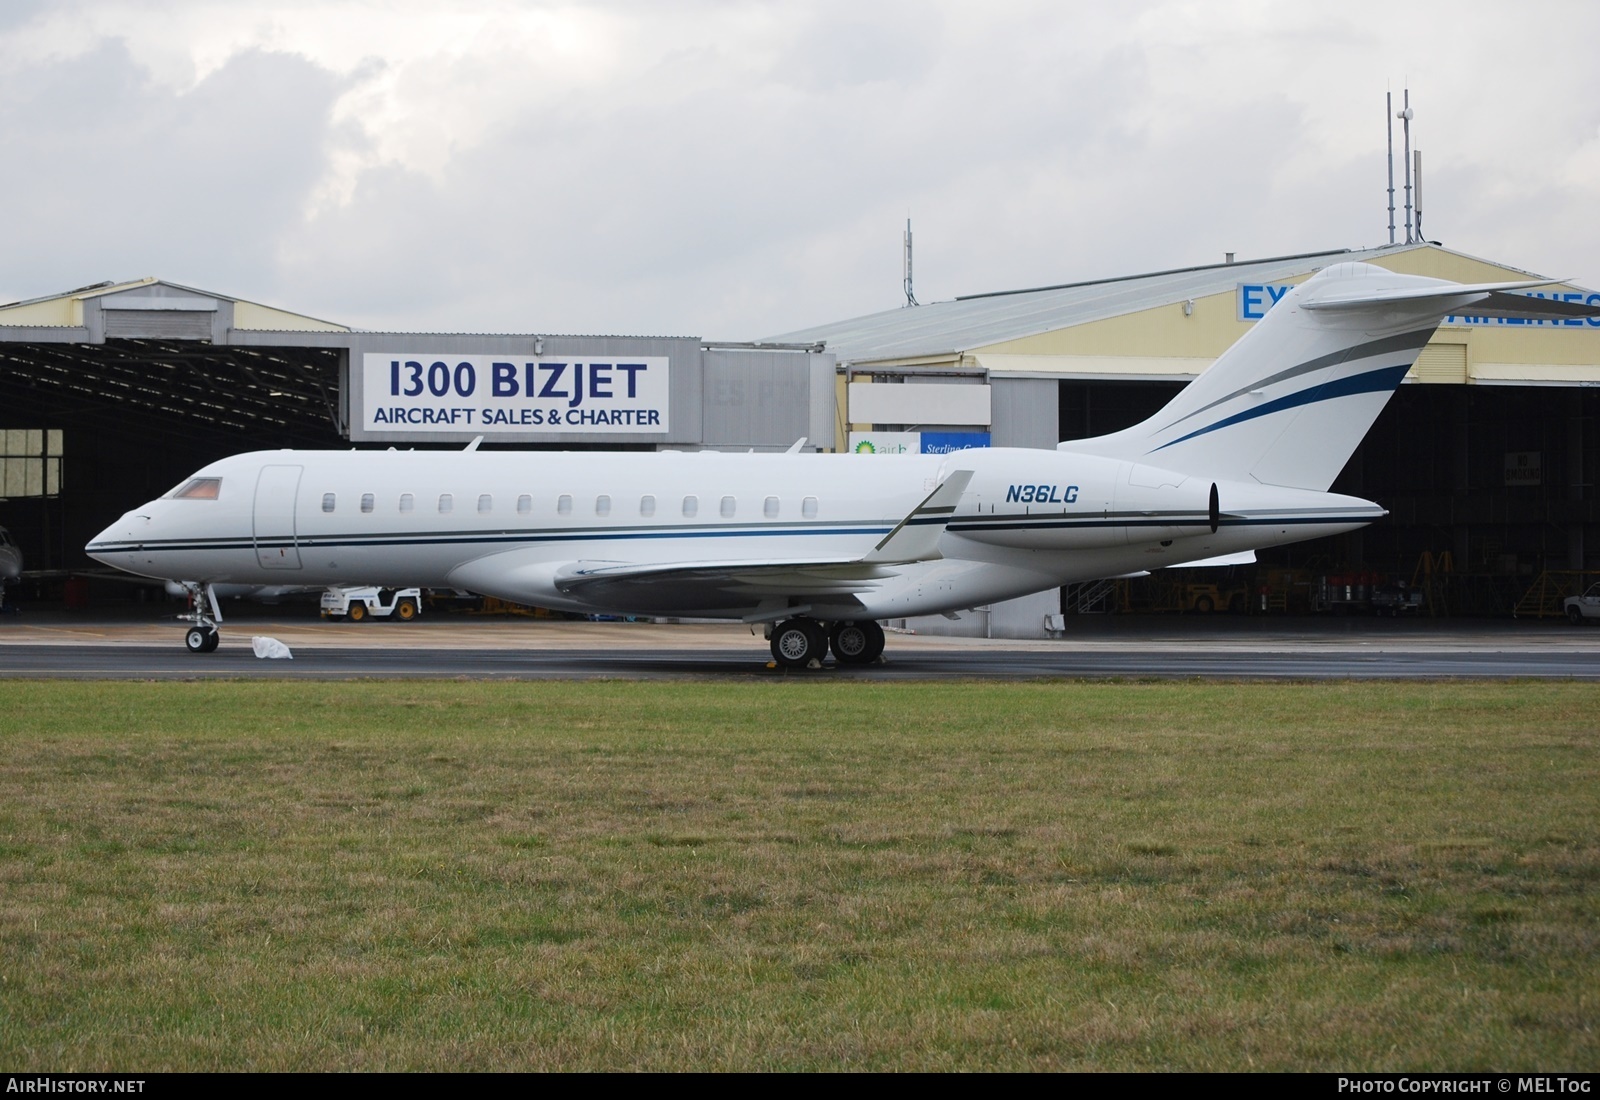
[251,635,293,659]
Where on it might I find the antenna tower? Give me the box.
[1399,89,1414,243]
[1386,90,1396,244]
[903,219,919,306]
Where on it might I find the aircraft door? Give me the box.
[253,464,304,570]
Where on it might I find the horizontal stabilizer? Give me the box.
[1301,277,1600,322]
[1449,290,1600,321]
[1299,276,1564,310]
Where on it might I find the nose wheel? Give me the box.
[178,582,224,654]
[185,625,220,653]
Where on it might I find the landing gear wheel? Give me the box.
[771,618,825,668]
[802,619,829,659]
[348,602,368,623]
[1193,594,1215,613]
[185,626,219,654]
[830,620,885,664]
[395,598,419,622]
[1568,605,1585,625]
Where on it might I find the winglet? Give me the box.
[864,470,973,564]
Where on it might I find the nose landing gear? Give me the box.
[178,582,222,654]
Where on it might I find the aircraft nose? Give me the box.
[85,511,151,567]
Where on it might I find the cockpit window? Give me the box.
[171,478,222,500]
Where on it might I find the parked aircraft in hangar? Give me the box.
[87,263,1600,665]
[0,526,21,612]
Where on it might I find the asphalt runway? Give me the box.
[3,605,1600,680]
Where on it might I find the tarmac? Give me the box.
[2,600,1599,680]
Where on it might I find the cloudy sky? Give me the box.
[1,1,1595,338]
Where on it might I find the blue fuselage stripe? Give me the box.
[88,511,1373,557]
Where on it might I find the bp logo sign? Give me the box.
[848,432,920,455]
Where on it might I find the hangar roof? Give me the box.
[766,242,1557,364]
[0,277,351,333]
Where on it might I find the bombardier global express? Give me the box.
[87,262,1599,666]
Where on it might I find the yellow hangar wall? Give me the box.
[966,248,1600,387]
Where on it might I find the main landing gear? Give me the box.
[179,581,222,654]
[768,618,886,669]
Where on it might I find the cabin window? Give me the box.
[321,493,336,513]
[360,493,374,514]
[763,496,779,519]
[517,494,532,515]
[802,496,818,519]
[399,493,415,513]
[682,495,698,518]
[478,494,493,514]
[172,477,221,500]
[558,494,573,516]
[439,493,454,514]
[640,495,656,517]
[596,494,612,517]
[720,495,736,518]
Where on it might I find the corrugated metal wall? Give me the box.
[990,378,1059,449]
[699,349,815,448]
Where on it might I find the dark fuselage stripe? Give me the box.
[89,511,1373,557]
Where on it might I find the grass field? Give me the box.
[0,679,1596,1071]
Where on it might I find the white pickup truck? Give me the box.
[320,586,423,622]
[1563,583,1600,625]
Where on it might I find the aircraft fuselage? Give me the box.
[87,447,1377,621]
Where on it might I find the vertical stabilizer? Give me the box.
[1062,262,1593,491]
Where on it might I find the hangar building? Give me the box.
[771,243,1600,635]
[0,277,832,587]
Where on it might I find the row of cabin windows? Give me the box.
[320,492,819,520]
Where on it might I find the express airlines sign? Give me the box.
[361,354,670,435]
[1239,283,1600,328]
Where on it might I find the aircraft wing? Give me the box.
[551,470,976,610]
[555,557,902,599]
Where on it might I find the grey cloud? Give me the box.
[0,41,345,306]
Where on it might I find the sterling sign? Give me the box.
[361,354,671,435]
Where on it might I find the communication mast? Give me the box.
[1386,91,1396,244]
[903,218,919,307]
[1399,89,1414,243]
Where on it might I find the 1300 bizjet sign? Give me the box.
[361,354,670,435]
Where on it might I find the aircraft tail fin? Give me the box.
[1063,262,1599,491]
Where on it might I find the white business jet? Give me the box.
[0,527,20,585]
[87,262,1596,664]
[0,527,21,614]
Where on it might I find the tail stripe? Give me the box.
[1149,364,1412,454]
[1157,328,1433,433]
